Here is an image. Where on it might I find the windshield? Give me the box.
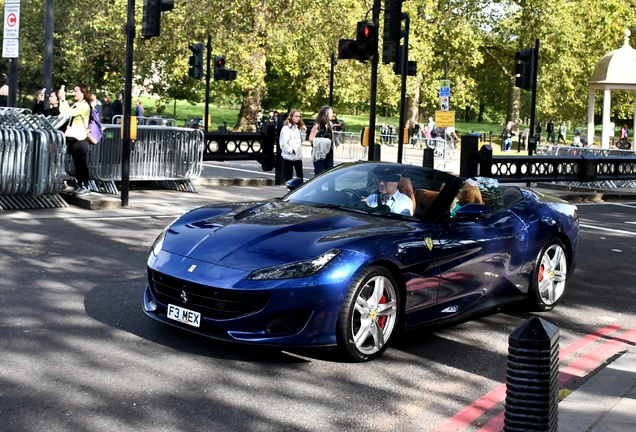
[284,162,458,218]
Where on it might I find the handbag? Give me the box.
[64,116,87,141]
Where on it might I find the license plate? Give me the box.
[167,304,201,328]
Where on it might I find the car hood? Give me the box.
[160,200,414,271]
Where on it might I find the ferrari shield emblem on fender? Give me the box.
[188,264,197,272]
[425,237,434,251]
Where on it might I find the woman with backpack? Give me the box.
[58,84,93,196]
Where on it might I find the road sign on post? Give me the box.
[435,110,455,128]
[2,0,20,58]
[440,96,449,111]
[439,79,451,111]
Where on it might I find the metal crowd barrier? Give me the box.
[66,125,204,194]
[0,109,68,210]
[332,131,455,167]
[112,115,178,127]
[539,144,635,157]
[534,144,636,188]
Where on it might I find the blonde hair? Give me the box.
[284,109,305,129]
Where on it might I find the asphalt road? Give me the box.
[1,185,635,432]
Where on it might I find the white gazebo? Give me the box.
[587,29,636,148]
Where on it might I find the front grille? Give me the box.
[149,269,270,320]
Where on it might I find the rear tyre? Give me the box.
[337,266,400,362]
[528,238,568,311]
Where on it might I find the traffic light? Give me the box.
[142,0,174,39]
[356,21,377,61]
[338,39,357,60]
[393,45,417,76]
[213,56,237,81]
[382,0,404,64]
[515,48,535,91]
[188,43,204,80]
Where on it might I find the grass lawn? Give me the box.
[141,98,506,137]
[137,97,617,151]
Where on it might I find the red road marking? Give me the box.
[478,411,504,432]
[432,384,506,431]
[431,324,629,432]
[559,328,636,386]
[559,323,622,360]
[477,328,636,431]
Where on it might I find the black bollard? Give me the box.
[422,147,434,168]
[504,317,560,432]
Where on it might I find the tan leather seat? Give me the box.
[415,189,439,209]
[397,177,416,215]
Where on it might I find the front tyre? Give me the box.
[337,266,400,362]
[528,238,568,311]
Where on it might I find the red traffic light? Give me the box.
[213,55,236,81]
[357,22,376,40]
[356,21,377,61]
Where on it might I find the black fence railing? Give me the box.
[203,126,277,172]
[459,135,636,183]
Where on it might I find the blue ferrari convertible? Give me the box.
[143,162,578,361]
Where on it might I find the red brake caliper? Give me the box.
[538,265,545,282]
[377,295,387,328]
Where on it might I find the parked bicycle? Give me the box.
[616,137,632,150]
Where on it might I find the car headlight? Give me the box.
[247,249,342,280]
[150,228,168,257]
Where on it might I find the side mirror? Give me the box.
[455,203,492,220]
[286,177,304,192]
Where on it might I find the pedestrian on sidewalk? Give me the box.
[33,90,46,114]
[135,100,145,125]
[423,125,432,148]
[502,121,514,152]
[308,106,335,175]
[58,84,93,196]
[279,109,306,181]
[411,122,423,148]
[620,124,629,141]
[112,92,123,121]
[557,122,567,144]
[546,119,555,144]
[44,92,60,116]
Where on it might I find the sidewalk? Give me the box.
[559,344,636,431]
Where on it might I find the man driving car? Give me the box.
[364,166,414,216]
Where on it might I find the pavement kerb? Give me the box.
[56,178,636,211]
[535,182,636,202]
[193,177,275,187]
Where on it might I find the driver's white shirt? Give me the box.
[366,190,413,216]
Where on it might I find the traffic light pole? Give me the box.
[204,34,212,132]
[329,52,336,107]
[528,38,540,156]
[367,0,381,161]
[121,0,136,207]
[396,15,409,164]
